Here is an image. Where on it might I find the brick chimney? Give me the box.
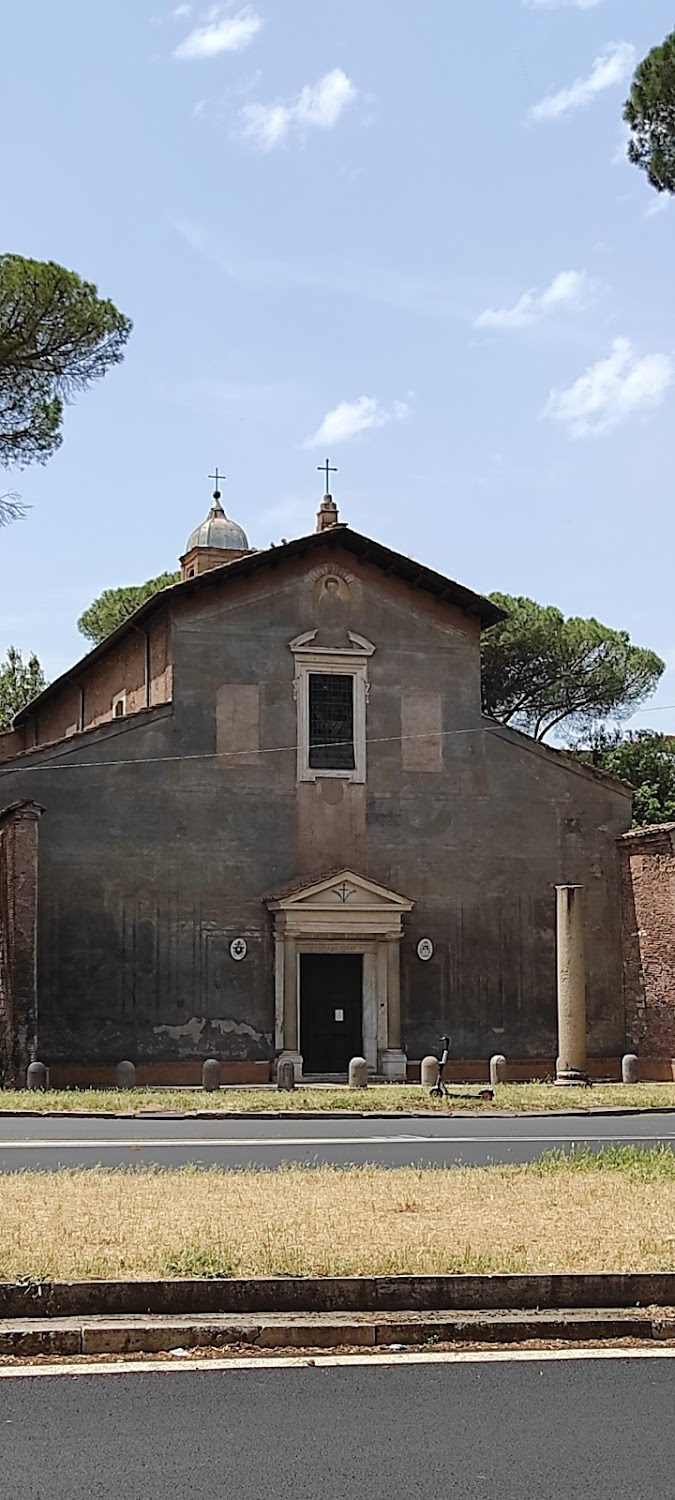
[316,494,339,532]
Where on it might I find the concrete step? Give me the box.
[1,1308,675,1358]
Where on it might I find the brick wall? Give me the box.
[17,612,173,752]
[0,801,42,1085]
[0,728,25,763]
[621,824,675,1060]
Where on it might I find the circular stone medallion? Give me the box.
[230,937,248,962]
[417,938,434,962]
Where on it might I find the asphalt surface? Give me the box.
[1,1355,675,1499]
[0,1110,673,1170]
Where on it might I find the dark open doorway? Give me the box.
[300,953,363,1074]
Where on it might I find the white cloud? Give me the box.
[172,4,192,18]
[646,194,671,218]
[543,338,674,437]
[529,41,636,121]
[241,68,356,150]
[174,5,261,60]
[304,396,409,449]
[475,269,589,330]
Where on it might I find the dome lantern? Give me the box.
[180,470,251,580]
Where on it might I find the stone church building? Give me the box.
[0,480,650,1086]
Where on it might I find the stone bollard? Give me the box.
[26,1062,47,1092]
[202,1059,221,1093]
[420,1056,438,1087]
[490,1054,507,1086]
[277,1058,296,1092]
[348,1056,369,1089]
[622,1053,639,1084]
[115,1061,136,1090]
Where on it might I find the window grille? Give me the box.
[308,673,355,770]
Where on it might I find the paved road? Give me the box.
[1,1353,674,1499]
[0,1110,673,1170]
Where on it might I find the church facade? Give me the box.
[0,487,633,1085]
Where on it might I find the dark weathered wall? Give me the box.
[0,545,632,1070]
[393,723,629,1060]
[0,705,271,1070]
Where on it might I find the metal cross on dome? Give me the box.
[209,466,225,497]
[318,459,337,494]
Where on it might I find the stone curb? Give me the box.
[1,1105,675,1121]
[3,1273,675,1320]
[2,1308,675,1358]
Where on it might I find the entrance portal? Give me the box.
[300,953,363,1074]
[267,868,414,1080]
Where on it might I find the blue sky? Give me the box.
[1,0,674,730]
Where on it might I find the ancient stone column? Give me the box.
[555,885,587,1084]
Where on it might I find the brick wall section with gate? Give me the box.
[621,823,675,1074]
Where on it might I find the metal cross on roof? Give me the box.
[318,459,337,494]
[209,467,225,498]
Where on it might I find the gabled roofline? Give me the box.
[483,717,634,796]
[14,526,506,727]
[621,821,675,841]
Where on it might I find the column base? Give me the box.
[379,1049,407,1083]
[277,1051,303,1083]
[555,1067,588,1086]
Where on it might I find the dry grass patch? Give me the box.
[1,1083,675,1115]
[2,1152,675,1281]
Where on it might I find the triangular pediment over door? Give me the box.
[266,870,413,936]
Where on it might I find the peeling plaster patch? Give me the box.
[154,1016,268,1045]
